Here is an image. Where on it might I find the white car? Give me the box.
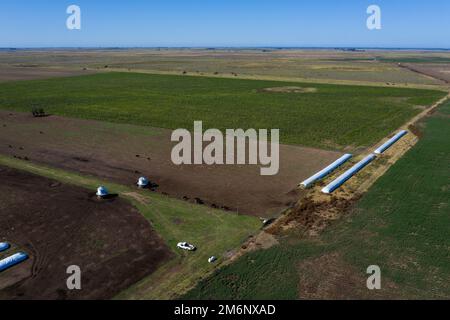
[177,242,196,251]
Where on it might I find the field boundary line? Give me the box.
[97,68,448,91]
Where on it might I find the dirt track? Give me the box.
[0,166,172,300]
[0,111,343,217]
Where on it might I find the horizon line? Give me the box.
[1,46,450,51]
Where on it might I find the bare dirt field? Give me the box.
[0,66,96,82]
[0,111,343,217]
[0,166,172,300]
[400,63,450,84]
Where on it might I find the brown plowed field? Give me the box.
[0,66,96,82]
[0,166,172,300]
[0,111,343,217]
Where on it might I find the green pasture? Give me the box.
[0,72,445,150]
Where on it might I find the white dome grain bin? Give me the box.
[137,177,149,188]
[96,186,109,198]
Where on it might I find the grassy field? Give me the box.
[0,155,261,299]
[0,72,445,150]
[183,100,450,299]
[1,48,446,85]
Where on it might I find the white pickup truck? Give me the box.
[177,242,196,251]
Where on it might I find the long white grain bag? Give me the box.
[0,252,28,272]
[300,154,352,188]
[322,154,376,194]
[374,130,407,154]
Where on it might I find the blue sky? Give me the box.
[0,0,449,48]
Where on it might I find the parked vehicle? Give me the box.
[177,242,196,251]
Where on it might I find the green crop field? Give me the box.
[0,72,445,150]
[183,100,450,300]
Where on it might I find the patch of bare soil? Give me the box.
[260,86,317,93]
[0,111,342,217]
[266,195,361,236]
[225,231,279,265]
[407,123,424,139]
[0,166,172,300]
[298,253,398,299]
